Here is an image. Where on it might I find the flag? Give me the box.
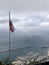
[9,20,15,32]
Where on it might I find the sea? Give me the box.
[0,45,48,63]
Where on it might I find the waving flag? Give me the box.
[9,20,15,32]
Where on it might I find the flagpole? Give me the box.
[9,11,15,65]
[9,11,11,65]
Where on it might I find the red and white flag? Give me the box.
[9,20,15,32]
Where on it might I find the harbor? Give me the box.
[0,46,49,65]
[11,47,49,65]
[12,52,49,65]
[12,47,49,65]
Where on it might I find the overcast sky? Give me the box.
[0,0,49,50]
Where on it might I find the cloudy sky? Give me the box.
[0,0,49,50]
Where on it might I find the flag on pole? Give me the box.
[9,20,15,32]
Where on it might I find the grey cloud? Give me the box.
[0,0,49,12]
[0,20,8,23]
[15,14,49,27]
[0,14,49,24]
[0,22,49,50]
[0,0,49,50]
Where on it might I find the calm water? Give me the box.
[0,45,48,63]
[0,46,41,62]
